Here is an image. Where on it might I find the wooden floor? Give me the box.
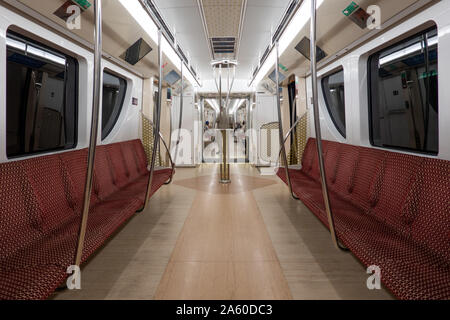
[53,164,393,300]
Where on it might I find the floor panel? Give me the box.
[53,164,393,300]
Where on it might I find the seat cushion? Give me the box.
[0,264,67,300]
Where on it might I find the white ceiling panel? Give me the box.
[238,0,291,79]
[153,0,211,80]
[153,0,292,84]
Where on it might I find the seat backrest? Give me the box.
[23,155,76,233]
[324,141,341,186]
[301,139,321,181]
[120,141,142,181]
[93,147,117,200]
[59,149,99,214]
[372,152,424,233]
[332,143,360,199]
[0,161,42,259]
[131,139,148,175]
[106,143,130,188]
[348,147,386,212]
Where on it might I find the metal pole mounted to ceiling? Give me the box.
[310,0,347,252]
[219,64,231,184]
[143,29,163,211]
[173,62,184,165]
[74,0,102,267]
[275,41,297,201]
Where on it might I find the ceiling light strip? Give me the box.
[130,0,201,86]
[250,0,326,87]
[249,0,304,86]
[235,0,248,60]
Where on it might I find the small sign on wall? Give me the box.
[132,98,139,106]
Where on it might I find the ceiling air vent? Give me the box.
[177,45,188,65]
[211,37,236,54]
[260,46,270,65]
[295,37,327,62]
[120,38,152,66]
[190,65,197,77]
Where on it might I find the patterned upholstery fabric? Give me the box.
[0,139,173,300]
[277,138,450,300]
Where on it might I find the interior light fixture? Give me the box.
[6,37,26,51]
[252,0,324,86]
[7,37,66,66]
[380,36,437,66]
[118,0,202,86]
[118,0,158,43]
[279,0,325,56]
[229,99,247,115]
[205,99,220,114]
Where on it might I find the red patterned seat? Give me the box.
[0,139,173,300]
[278,138,450,300]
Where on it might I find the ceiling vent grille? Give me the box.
[190,65,197,77]
[211,37,236,54]
[177,45,188,64]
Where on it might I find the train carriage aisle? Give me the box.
[0,0,448,307]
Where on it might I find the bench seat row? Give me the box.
[0,139,173,300]
[278,138,449,300]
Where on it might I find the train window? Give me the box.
[322,69,346,138]
[368,27,438,154]
[102,71,127,140]
[6,31,78,158]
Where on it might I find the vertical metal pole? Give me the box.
[173,62,184,165]
[219,64,230,183]
[219,64,222,125]
[143,29,163,210]
[74,0,102,267]
[310,0,347,251]
[275,42,297,200]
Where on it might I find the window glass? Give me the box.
[102,71,127,140]
[6,31,78,158]
[369,27,438,154]
[322,69,346,137]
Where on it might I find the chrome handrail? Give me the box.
[142,114,176,185]
[275,113,307,169]
[172,62,184,165]
[74,0,102,268]
[275,41,297,201]
[310,0,347,252]
[158,129,176,185]
[143,30,163,211]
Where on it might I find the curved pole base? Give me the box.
[337,241,350,252]
[291,192,300,201]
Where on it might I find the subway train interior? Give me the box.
[0,0,449,306]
